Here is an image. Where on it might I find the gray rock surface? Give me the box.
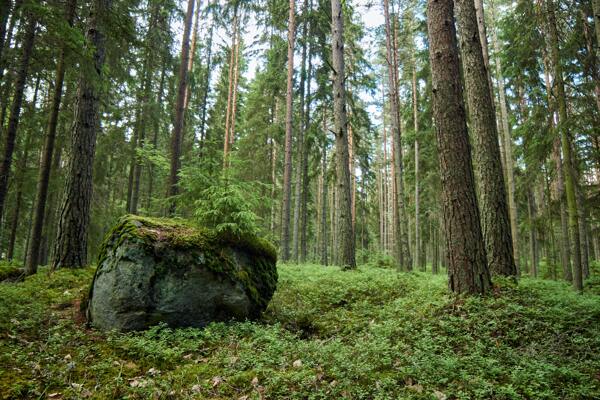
[87,215,277,331]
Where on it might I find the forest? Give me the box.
[0,0,599,398]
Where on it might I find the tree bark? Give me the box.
[166,0,195,215]
[489,0,519,269]
[383,0,411,270]
[280,0,295,262]
[455,0,516,277]
[426,0,491,294]
[24,0,76,274]
[52,0,112,269]
[292,1,308,263]
[331,0,355,269]
[0,10,35,230]
[545,0,583,291]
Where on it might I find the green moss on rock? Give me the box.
[95,214,277,313]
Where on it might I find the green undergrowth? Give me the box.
[1,264,599,399]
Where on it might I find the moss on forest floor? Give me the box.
[1,264,599,399]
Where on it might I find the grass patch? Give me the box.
[1,264,599,399]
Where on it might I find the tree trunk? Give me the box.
[223,10,237,167]
[545,0,583,291]
[0,0,11,67]
[166,0,195,215]
[199,4,215,147]
[489,0,519,270]
[292,2,308,263]
[25,0,77,274]
[412,55,420,272]
[527,188,539,277]
[426,0,492,294]
[147,63,166,212]
[280,0,295,262]
[320,139,328,266]
[455,0,516,277]
[52,0,112,269]
[383,0,411,270]
[331,0,355,269]
[300,36,313,263]
[593,0,600,59]
[0,10,35,229]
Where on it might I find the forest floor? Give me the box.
[1,263,600,399]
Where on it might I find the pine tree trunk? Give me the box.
[331,0,355,269]
[527,188,539,277]
[490,0,519,269]
[455,0,516,276]
[383,0,411,270]
[546,0,583,291]
[281,0,295,263]
[426,0,491,294]
[320,139,328,266]
[223,11,237,167]
[166,0,195,215]
[412,57,420,272]
[199,5,215,147]
[292,4,307,263]
[147,63,166,212]
[300,40,312,263]
[24,0,76,274]
[52,0,112,269]
[0,10,35,229]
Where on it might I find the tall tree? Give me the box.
[454,0,516,276]
[280,0,295,262]
[489,0,519,269]
[0,8,36,230]
[426,0,491,294]
[52,0,112,269]
[331,0,355,269]
[383,0,411,270]
[545,0,583,291]
[166,0,195,215]
[25,0,77,274]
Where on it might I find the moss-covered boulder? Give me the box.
[87,215,277,331]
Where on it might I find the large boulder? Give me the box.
[86,215,277,331]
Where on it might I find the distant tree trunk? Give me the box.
[199,5,215,146]
[131,2,161,215]
[0,11,35,231]
[223,11,237,168]
[412,57,420,272]
[426,0,491,294]
[147,63,166,212]
[292,2,308,263]
[546,0,583,291]
[0,0,19,85]
[455,0,516,277]
[331,0,355,269]
[52,0,112,269]
[300,37,313,263]
[489,0,519,269]
[166,0,195,215]
[527,188,539,277]
[383,0,411,270]
[280,0,295,263]
[183,0,201,112]
[25,0,77,275]
[320,139,328,266]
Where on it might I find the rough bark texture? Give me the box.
[166,0,195,215]
[0,0,10,66]
[455,0,516,277]
[280,0,295,263]
[0,11,35,229]
[331,0,356,269]
[26,0,77,274]
[489,0,519,269]
[426,0,491,295]
[593,0,600,57]
[52,0,111,269]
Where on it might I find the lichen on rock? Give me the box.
[87,215,277,331]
